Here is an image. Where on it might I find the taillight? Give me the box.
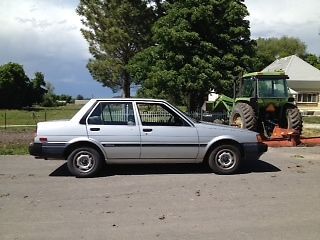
[39,137,48,143]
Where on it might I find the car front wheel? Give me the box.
[67,147,104,178]
[208,145,241,174]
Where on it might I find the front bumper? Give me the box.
[29,142,65,159]
[241,142,268,161]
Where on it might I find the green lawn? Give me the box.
[0,104,82,126]
[303,116,320,124]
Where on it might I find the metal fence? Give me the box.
[1,109,229,129]
[0,109,77,129]
[1,111,41,129]
[186,111,229,124]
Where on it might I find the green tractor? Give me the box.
[211,71,303,138]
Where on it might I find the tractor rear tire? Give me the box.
[286,106,303,134]
[230,103,256,131]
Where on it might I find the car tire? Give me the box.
[207,144,241,174]
[67,147,104,178]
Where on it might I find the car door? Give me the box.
[136,102,199,162]
[86,101,141,160]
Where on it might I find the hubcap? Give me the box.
[216,150,236,170]
[74,152,94,173]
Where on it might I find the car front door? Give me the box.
[136,102,199,162]
[86,101,141,160]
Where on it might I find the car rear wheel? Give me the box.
[207,144,241,174]
[67,147,104,178]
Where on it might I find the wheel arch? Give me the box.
[203,139,244,164]
[64,140,106,161]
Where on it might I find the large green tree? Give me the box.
[129,0,255,110]
[77,0,157,97]
[253,36,307,71]
[0,63,48,109]
[0,62,33,109]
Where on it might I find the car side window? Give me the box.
[87,102,135,125]
[137,103,186,126]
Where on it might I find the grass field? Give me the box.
[303,116,320,124]
[0,104,82,126]
[1,106,320,155]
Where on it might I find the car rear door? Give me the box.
[86,101,141,160]
[136,101,199,162]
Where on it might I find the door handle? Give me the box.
[143,128,152,132]
[90,128,100,131]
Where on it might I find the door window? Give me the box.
[137,103,186,126]
[87,102,135,125]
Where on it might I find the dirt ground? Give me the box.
[0,130,33,145]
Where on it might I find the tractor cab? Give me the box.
[239,71,290,99]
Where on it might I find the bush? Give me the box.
[41,94,57,107]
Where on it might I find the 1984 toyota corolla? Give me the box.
[29,99,267,177]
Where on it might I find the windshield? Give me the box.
[258,78,288,98]
[165,102,198,124]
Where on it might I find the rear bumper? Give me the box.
[242,142,268,161]
[29,142,65,159]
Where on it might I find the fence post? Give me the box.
[45,111,47,121]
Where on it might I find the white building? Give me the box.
[263,55,320,115]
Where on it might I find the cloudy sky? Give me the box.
[0,0,319,98]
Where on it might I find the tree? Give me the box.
[303,53,320,70]
[253,37,307,71]
[0,62,33,109]
[76,94,84,100]
[57,94,73,103]
[41,82,57,107]
[129,0,255,110]
[31,72,47,104]
[77,0,157,97]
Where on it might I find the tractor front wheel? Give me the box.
[230,103,256,131]
[286,106,303,134]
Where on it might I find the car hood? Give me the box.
[195,121,258,142]
[196,121,250,132]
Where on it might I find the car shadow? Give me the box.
[49,159,280,177]
[239,160,281,174]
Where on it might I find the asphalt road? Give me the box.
[1,147,320,240]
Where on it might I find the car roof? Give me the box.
[92,98,167,102]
